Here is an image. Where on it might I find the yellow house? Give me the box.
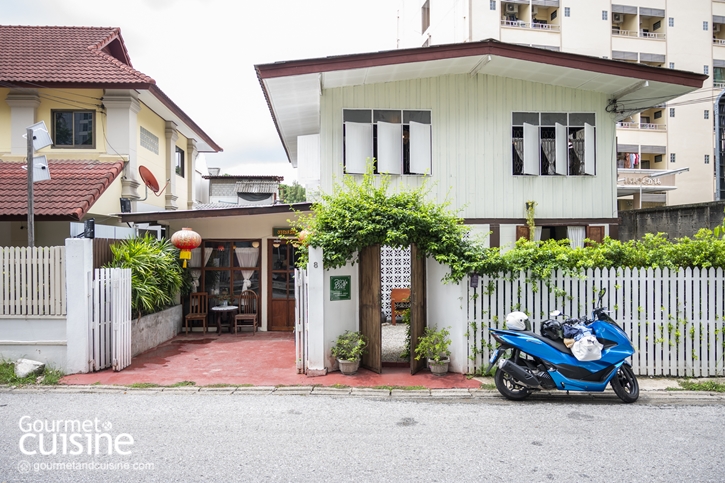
[0,25,221,246]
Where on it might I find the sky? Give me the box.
[1,0,401,182]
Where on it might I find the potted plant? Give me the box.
[414,326,452,376]
[331,331,367,375]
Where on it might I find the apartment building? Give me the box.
[398,0,722,210]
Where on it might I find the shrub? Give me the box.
[331,331,368,361]
[414,326,452,363]
[106,235,184,318]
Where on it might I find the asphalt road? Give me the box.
[1,392,723,483]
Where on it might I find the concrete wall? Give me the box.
[426,258,467,374]
[0,317,67,371]
[131,304,182,357]
[619,201,725,241]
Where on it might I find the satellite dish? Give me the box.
[137,165,169,200]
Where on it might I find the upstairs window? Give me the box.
[421,0,430,33]
[490,0,496,11]
[512,112,596,176]
[175,146,185,177]
[52,110,94,148]
[564,7,570,17]
[343,109,432,176]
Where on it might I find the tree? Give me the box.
[280,181,306,203]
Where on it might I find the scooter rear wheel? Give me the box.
[610,365,639,403]
[494,367,532,401]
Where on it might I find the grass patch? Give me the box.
[170,381,196,387]
[204,383,236,388]
[0,360,64,386]
[128,382,160,389]
[479,383,496,390]
[329,384,351,389]
[672,380,725,393]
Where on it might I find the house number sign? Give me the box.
[330,276,351,301]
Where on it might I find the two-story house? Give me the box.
[0,25,221,246]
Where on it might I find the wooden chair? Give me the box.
[185,292,209,335]
[390,288,411,326]
[234,290,259,334]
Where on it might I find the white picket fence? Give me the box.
[0,246,66,315]
[89,268,132,372]
[467,268,725,377]
[294,268,308,374]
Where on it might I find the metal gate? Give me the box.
[294,268,308,374]
[89,268,132,372]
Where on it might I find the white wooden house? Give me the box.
[255,40,705,375]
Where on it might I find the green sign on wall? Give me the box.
[330,276,351,301]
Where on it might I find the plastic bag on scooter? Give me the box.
[571,335,603,361]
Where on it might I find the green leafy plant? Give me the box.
[331,331,368,362]
[106,235,184,319]
[414,326,452,363]
[400,308,412,360]
[291,162,484,283]
[0,360,63,386]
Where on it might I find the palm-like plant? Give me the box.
[106,235,183,319]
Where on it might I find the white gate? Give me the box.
[89,268,132,372]
[294,268,308,374]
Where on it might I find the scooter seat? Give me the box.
[520,330,572,355]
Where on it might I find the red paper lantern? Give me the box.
[171,227,201,268]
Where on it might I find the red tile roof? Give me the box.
[0,26,154,87]
[0,159,124,220]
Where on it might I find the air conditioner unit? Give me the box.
[715,24,721,33]
[505,4,518,14]
[613,13,623,24]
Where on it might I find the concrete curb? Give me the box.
[0,383,723,402]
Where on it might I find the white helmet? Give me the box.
[505,311,530,331]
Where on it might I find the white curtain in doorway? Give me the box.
[534,226,542,242]
[235,247,260,292]
[189,247,202,292]
[567,226,586,249]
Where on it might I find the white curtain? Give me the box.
[534,226,542,242]
[235,247,260,292]
[568,226,586,249]
[189,247,202,292]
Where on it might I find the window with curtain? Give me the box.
[343,109,432,175]
[200,240,261,306]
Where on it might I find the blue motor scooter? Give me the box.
[487,290,639,403]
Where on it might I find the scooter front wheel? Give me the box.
[494,367,532,401]
[610,365,639,403]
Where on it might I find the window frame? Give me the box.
[602,11,608,21]
[199,239,262,307]
[343,108,432,176]
[668,17,674,27]
[512,112,596,177]
[705,110,710,120]
[51,109,96,149]
[564,7,570,17]
[175,146,185,178]
[490,0,496,11]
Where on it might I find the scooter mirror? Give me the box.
[550,310,561,317]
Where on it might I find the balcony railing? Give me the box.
[714,39,725,46]
[616,122,667,131]
[715,82,725,89]
[501,20,560,32]
[612,28,665,39]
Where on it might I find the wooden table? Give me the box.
[210,305,238,334]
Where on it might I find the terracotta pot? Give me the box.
[337,358,360,375]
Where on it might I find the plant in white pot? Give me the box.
[331,331,367,375]
[414,326,452,376]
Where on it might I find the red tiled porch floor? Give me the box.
[62,332,481,389]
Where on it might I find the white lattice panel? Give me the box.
[380,246,410,318]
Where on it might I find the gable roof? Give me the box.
[256,39,707,164]
[0,25,222,153]
[0,159,124,221]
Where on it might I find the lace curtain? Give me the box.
[189,247,213,293]
[567,226,586,249]
[235,247,260,292]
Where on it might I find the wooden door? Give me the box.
[268,240,297,331]
[359,245,382,374]
[410,244,427,375]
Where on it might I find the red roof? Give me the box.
[0,160,124,220]
[0,26,154,86]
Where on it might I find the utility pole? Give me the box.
[26,127,34,247]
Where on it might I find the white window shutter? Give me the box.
[344,122,372,174]
[377,122,402,174]
[555,122,568,175]
[584,123,595,175]
[409,121,431,174]
[523,122,539,175]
